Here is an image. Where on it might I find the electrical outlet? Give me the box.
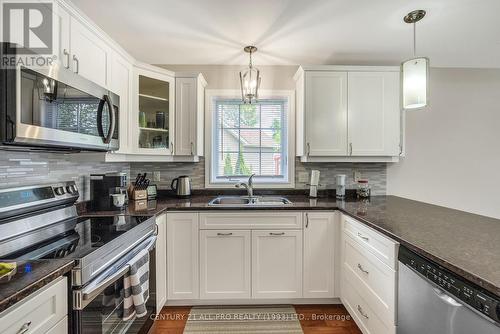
[153,171,161,182]
[298,172,309,183]
[353,170,361,182]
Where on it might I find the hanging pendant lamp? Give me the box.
[239,46,261,104]
[401,10,429,110]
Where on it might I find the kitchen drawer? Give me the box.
[46,316,68,334]
[342,234,396,326]
[199,212,303,230]
[0,277,67,334]
[341,277,395,334]
[342,214,398,269]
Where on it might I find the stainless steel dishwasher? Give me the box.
[398,246,499,334]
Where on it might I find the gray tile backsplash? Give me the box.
[131,158,387,195]
[0,151,129,201]
[0,152,386,199]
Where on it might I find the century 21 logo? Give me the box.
[2,1,53,54]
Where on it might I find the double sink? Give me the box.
[208,196,292,207]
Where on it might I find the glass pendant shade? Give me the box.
[402,57,429,109]
[239,66,260,104]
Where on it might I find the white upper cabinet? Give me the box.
[348,72,400,156]
[53,2,70,69]
[132,64,175,155]
[53,2,109,88]
[109,53,132,154]
[304,71,348,156]
[295,66,402,162]
[174,74,207,156]
[69,16,109,88]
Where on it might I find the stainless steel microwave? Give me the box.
[0,44,119,151]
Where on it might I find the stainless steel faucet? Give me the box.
[235,173,255,197]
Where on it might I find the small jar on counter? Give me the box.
[356,179,371,198]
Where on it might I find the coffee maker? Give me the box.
[90,172,128,210]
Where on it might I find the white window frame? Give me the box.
[205,89,295,188]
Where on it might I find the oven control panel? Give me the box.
[399,246,499,324]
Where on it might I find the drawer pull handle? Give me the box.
[357,232,369,241]
[357,305,369,319]
[217,233,233,236]
[17,321,31,334]
[357,263,369,274]
[270,232,285,236]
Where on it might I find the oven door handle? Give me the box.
[81,265,129,302]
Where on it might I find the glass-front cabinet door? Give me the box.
[133,67,175,154]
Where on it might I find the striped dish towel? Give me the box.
[122,248,150,321]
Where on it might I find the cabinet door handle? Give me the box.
[357,232,369,242]
[357,305,369,319]
[63,49,70,69]
[217,232,233,236]
[170,142,174,154]
[305,213,309,228]
[17,321,32,334]
[307,142,311,157]
[72,55,79,73]
[357,263,369,274]
[349,143,353,156]
[269,232,285,236]
[190,142,194,155]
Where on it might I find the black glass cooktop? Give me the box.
[6,215,152,260]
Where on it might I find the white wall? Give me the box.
[159,64,298,90]
[387,68,500,219]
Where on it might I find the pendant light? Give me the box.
[401,10,429,110]
[239,46,261,104]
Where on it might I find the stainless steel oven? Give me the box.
[0,43,119,151]
[72,235,157,334]
[0,182,158,334]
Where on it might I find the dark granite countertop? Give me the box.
[0,259,74,313]
[79,193,500,298]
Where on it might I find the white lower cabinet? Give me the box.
[252,230,303,299]
[155,213,167,310]
[167,212,199,300]
[46,316,68,334]
[200,230,251,299]
[341,277,394,334]
[303,212,337,298]
[0,277,67,334]
[340,214,398,334]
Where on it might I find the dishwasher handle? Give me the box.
[433,288,463,307]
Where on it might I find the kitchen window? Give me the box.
[206,90,295,188]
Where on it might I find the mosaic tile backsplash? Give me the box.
[0,152,386,198]
[0,151,129,201]
[131,158,387,195]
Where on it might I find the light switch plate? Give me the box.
[298,172,309,183]
[153,171,161,182]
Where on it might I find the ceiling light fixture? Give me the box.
[239,46,261,104]
[401,9,429,110]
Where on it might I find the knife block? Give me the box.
[128,184,148,200]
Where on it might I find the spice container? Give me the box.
[356,179,371,198]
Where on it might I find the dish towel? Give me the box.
[122,248,150,321]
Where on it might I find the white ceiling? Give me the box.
[71,0,500,68]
